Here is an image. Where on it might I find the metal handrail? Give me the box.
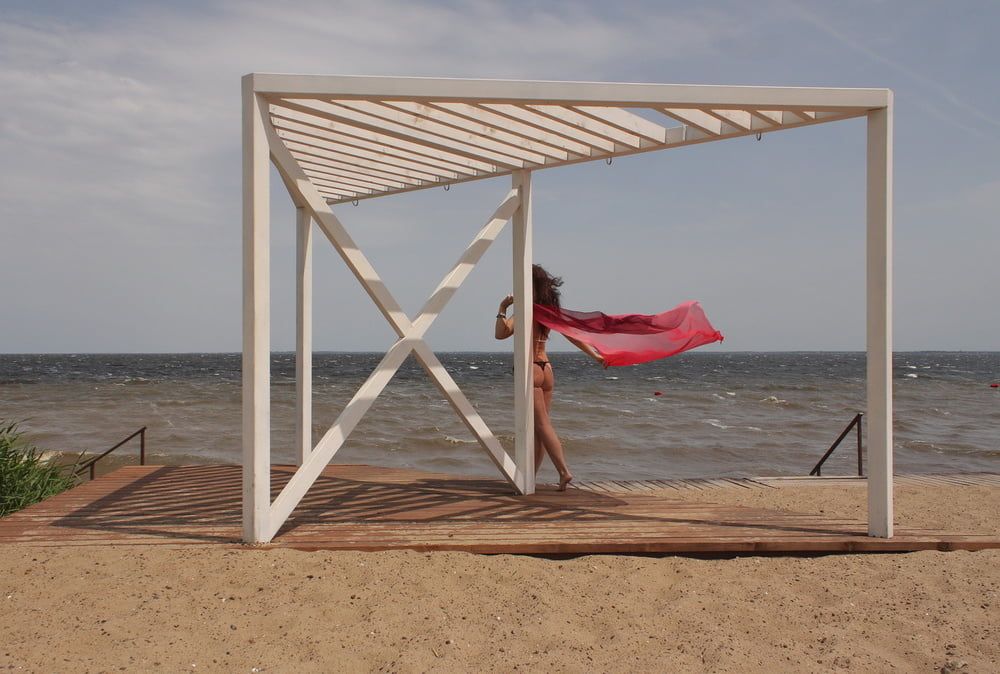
[75,427,146,480]
[809,413,863,477]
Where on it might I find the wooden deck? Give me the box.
[1,465,998,554]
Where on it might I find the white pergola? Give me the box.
[242,74,894,544]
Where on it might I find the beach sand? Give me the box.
[3,482,997,673]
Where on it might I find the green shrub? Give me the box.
[0,421,79,517]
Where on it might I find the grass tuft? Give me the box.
[0,421,80,517]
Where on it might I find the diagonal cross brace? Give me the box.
[265,115,522,538]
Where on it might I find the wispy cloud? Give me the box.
[781,0,1000,137]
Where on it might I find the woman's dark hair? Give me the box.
[532,264,562,309]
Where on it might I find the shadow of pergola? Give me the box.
[50,465,866,546]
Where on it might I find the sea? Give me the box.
[1,352,997,481]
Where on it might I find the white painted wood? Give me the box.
[866,100,894,538]
[334,100,545,165]
[279,98,522,169]
[250,73,890,110]
[527,105,642,148]
[263,122,521,534]
[291,152,425,186]
[270,105,494,173]
[241,73,892,541]
[511,170,534,495]
[283,138,446,182]
[749,109,783,126]
[296,159,407,189]
[429,102,594,156]
[277,128,466,178]
[412,341,522,487]
[480,103,616,153]
[272,115,481,176]
[383,101,570,161]
[241,76,271,543]
[295,207,313,466]
[659,108,727,135]
[572,106,668,143]
[704,109,753,131]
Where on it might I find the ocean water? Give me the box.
[1,352,997,481]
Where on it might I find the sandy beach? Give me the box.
[3,481,997,673]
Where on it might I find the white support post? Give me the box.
[295,207,313,466]
[866,99,894,538]
[242,76,271,543]
[511,170,535,495]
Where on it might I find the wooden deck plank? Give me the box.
[0,465,997,555]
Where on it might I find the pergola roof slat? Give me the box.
[271,105,495,173]
[271,115,485,176]
[478,103,618,153]
[252,75,879,204]
[276,128,470,179]
[296,160,408,190]
[331,100,542,166]
[278,98,519,169]
[427,101,595,157]
[292,154,425,187]
[382,101,573,162]
[286,143,441,184]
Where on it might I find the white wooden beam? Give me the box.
[250,73,891,110]
[263,120,521,536]
[659,108,728,135]
[272,117,481,176]
[335,100,547,165]
[291,152,425,186]
[295,207,313,466]
[383,101,571,161]
[479,104,617,153]
[279,98,522,169]
[511,169,534,495]
[428,101,594,157]
[306,172,382,195]
[526,105,643,148]
[297,159,407,190]
[270,105,494,173]
[866,100,894,538]
[241,76,271,543]
[282,139,449,182]
[572,106,668,144]
[704,109,753,131]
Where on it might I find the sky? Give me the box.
[1,0,998,353]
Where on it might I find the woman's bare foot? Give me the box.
[558,473,574,491]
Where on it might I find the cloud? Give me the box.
[0,1,745,236]
[781,1,1000,137]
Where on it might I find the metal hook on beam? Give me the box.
[444,184,450,191]
[606,157,613,165]
[352,199,359,207]
[755,132,762,141]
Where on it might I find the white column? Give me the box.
[295,207,313,466]
[866,98,894,538]
[512,170,535,495]
[242,75,271,543]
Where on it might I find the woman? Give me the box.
[495,265,605,490]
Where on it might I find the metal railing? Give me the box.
[75,427,146,480]
[809,413,863,477]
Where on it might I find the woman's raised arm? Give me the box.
[494,294,514,340]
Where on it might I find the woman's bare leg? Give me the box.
[533,386,573,490]
[534,384,553,474]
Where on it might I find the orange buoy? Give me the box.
[991,383,999,388]
[654,391,663,396]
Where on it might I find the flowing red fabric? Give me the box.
[533,301,724,367]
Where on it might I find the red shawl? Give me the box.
[533,301,723,367]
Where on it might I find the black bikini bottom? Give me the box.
[534,360,550,371]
